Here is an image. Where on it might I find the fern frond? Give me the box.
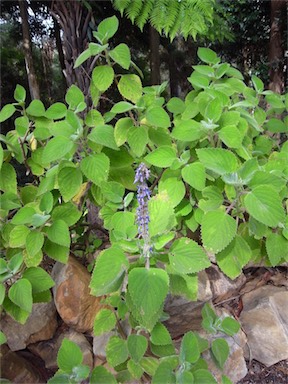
[125,0,144,24]
[112,0,132,17]
[135,0,154,31]
[169,2,185,41]
[162,0,180,36]
[150,0,169,33]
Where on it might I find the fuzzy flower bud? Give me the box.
[134,163,151,239]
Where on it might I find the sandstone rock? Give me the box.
[240,285,288,366]
[0,301,57,351]
[28,329,93,370]
[206,265,246,302]
[0,344,42,383]
[52,256,104,333]
[164,271,213,338]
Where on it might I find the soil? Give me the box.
[238,359,288,384]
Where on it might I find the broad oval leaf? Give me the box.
[90,366,117,384]
[244,186,285,227]
[23,266,55,293]
[196,148,238,175]
[57,339,83,373]
[127,334,148,363]
[201,210,237,253]
[92,65,114,92]
[266,233,288,266]
[146,107,170,129]
[93,308,117,336]
[106,336,128,367]
[110,44,131,70]
[58,167,83,202]
[46,219,70,247]
[88,125,119,150]
[80,153,110,186]
[42,136,74,163]
[128,268,169,331]
[211,338,229,369]
[118,74,142,103]
[182,162,206,191]
[8,278,33,313]
[90,246,129,296]
[145,146,177,168]
[169,237,211,274]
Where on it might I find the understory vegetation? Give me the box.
[0,15,287,384]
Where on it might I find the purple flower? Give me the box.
[134,163,151,239]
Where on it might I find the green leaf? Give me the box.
[2,297,30,324]
[159,177,185,208]
[182,162,206,191]
[22,267,55,293]
[0,163,17,193]
[51,203,82,226]
[265,118,287,133]
[102,181,125,203]
[146,107,170,128]
[252,75,264,93]
[169,237,210,274]
[11,206,36,225]
[211,338,229,369]
[90,246,129,296]
[114,117,133,146]
[244,186,285,227]
[172,120,203,142]
[188,71,210,89]
[118,74,142,103]
[58,166,83,202]
[127,360,144,380]
[74,48,93,68]
[0,144,3,169]
[219,125,243,148]
[90,366,117,384]
[216,236,251,279]
[128,268,169,331]
[92,66,114,92]
[57,339,83,373]
[0,284,5,306]
[169,273,198,301]
[26,100,46,117]
[15,116,29,136]
[127,334,148,363]
[14,84,26,102]
[43,239,69,263]
[8,253,23,274]
[45,103,67,120]
[0,104,16,122]
[152,361,175,384]
[201,210,237,253]
[205,98,222,122]
[266,233,288,266]
[9,225,30,248]
[65,85,85,110]
[196,148,238,175]
[110,101,135,113]
[0,330,7,345]
[42,136,74,163]
[180,331,200,364]
[145,146,177,167]
[46,220,70,247]
[40,192,54,214]
[148,194,176,237]
[198,48,219,65]
[80,153,110,186]
[88,125,119,150]
[222,375,233,384]
[150,323,172,346]
[219,317,240,336]
[127,126,148,157]
[166,97,185,114]
[193,369,217,384]
[26,231,44,257]
[98,15,119,42]
[8,278,33,313]
[106,336,128,367]
[110,44,131,70]
[93,308,117,336]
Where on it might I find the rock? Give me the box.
[0,344,42,383]
[164,271,213,338]
[28,329,93,370]
[206,265,246,302]
[0,301,57,351]
[52,256,104,333]
[240,285,288,366]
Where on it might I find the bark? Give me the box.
[18,0,40,100]
[149,25,161,85]
[53,16,66,82]
[50,0,93,106]
[268,0,286,93]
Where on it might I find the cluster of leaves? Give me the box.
[49,304,239,384]
[112,0,215,40]
[0,15,287,383]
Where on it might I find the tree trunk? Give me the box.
[268,0,286,93]
[18,0,40,100]
[53,16,66,83]
[149,25,161,85]
[50,0,93,106]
